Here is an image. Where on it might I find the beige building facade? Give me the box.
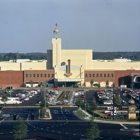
[46,25,140,87]
[0,25,140,88]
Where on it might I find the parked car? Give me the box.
[81,95,86,98]
[5,86,13,90]
[103,99,113,104]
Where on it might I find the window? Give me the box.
[33,74,35,77]
[108,74,110,77]
[85,74,87,77]
[100,74,102,77]
[44,74,46,77]
[89,74,91,77]
[26,74,28,78]
[40,74,42,77]
[48,74,50,77]
[93,74,95,77]
[30,74,32,77]
[104,74,106,77]
[96,74,99,77]
[52,74,54,77]
[37,74,39,77]
[111,74,114,77]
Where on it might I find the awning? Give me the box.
[54,78,83,82]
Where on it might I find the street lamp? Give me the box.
[80,65,83,87]
[112,83,115,120]
[138,94,140,136]
[42,82,47,109]
[65,81,66,98]
[85,103,86,117]
[131,74,133,90]
[9,70,12,97]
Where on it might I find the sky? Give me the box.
[0,0,140,53]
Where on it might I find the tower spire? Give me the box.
[53,24,59,38]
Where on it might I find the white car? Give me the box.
[103,100,113,104]
[24,97,29,101]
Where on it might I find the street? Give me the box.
[0,107,139,140]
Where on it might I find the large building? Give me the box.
[0,25,140,88]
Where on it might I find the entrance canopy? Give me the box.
[54,78,83,82]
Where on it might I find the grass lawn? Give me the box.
[75,109,88,118]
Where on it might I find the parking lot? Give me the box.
[0,86,73,106]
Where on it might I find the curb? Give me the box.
[94,119,139,124]
[39,108,52,120]
[73,110,89,121]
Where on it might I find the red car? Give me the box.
[81,95,86,98]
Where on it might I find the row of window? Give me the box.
[25,73,113,78]
[85,73,114,78]
[26,74,54,78]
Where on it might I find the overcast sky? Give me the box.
[0,0,140,53]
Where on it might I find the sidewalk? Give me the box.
[75,108,140,124]
[68,91,75,106]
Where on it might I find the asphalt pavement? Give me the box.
[0,107,139,140]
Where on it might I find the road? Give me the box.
[0,107,139,140]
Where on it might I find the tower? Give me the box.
[52,24,61,67]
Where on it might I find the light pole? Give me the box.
[65,81,66,98]
[138,94,140,136]
[43,82,46,109]
[9,70,12,97]
[80,65,82,87]
[131,74,133,90]
[113,83,115,120]
[85,103,86,117]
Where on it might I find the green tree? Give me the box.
[114,94,122,105]
[121,79,125,85]
[89,102,97,111]
[106,80,109,87]
[13,117,27,140]
[75,97,84,108]
[112,83,115,88]
[29,80,33,88]
[98,82,100,88]
[90,79,94,87]
[81,100,89,110]
[40,99,49,108]
[40,107,49,117]
[87,117,100,140]
[1,94,8,103]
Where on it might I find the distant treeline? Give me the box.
[0,52,140,61]
[93,52,140,61]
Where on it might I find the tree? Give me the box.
[29,80,33,88]
[90,79,94,87]
[114,94,122,105]
[1,94,8,103]
[40,99,49,108]
[75,97,84,108]
[89,102,97,111]
[112,83,115,88]
[87,117,100,140]
[121,79,125,85]
[98,82,100,88]
[40,107,49,117]
[13,117,27,140]
[106,80,109,87]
